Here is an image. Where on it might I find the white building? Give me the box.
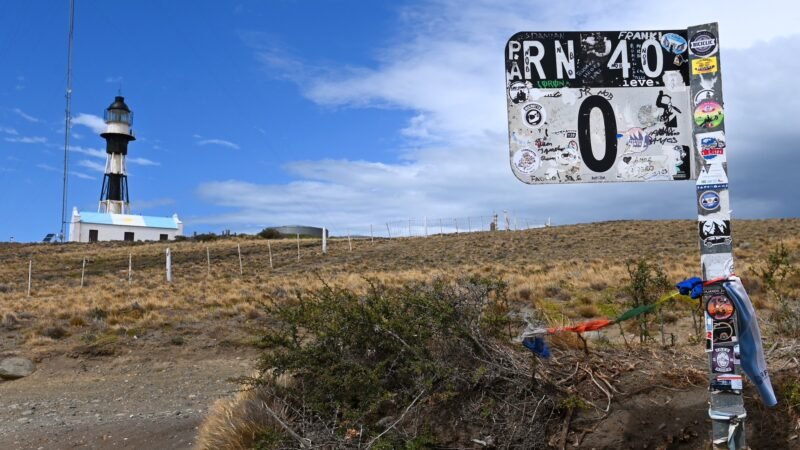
[68,95,184,243]
[69,208,183,242]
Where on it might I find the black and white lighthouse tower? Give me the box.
[98,96,135,214]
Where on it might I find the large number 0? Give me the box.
[578,96,617,173]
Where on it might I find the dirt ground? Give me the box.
[0,345,257,450]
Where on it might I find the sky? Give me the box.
[0,0,798,242]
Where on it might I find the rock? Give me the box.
[0,357,35,379]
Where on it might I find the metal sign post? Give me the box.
[685,23,745,448]
[505,23,745,448]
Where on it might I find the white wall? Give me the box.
[70,221,180,242]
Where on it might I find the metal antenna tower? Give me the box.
[60,0,76,242]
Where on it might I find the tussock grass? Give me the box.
[0,219,798,354]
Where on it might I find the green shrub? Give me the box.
[257,228,283,240]
[250,277,558,447]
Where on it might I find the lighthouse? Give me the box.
[98,96,135,214]
[68,95,183,242]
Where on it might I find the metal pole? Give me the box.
[370,224,374,244]
[408,219,412,237]
[296,234,300,261]
[424,216,427,237]
[439,218,443,235]
[348,233,352,252]
[165,248,172,283]
[467,217,471,233]
[80,257,86,288]
[59,0,76,242]
[480,216,484,231]
[237,244,243,276]
[267,241,273,269]
[386,223,391,238]
[687,23,745,449]
[322,227,327,254]
[27,260,32,297]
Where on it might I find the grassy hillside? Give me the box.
[0,219,798,357]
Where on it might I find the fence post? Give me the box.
[166,248,172,283]
[424,216,428,237]
[206,246,210,277]
[370,224,374,244]
[454,218,459,234]
[481,216,485,231]
[439,218,443,235]
[408,219,412,237]
[296,234,300,261]
[348,233,352,252]
[267,240,273,269]
[27,260,32,297]
[237,244,243,276]
[80,257,86,288]
[386,223,391,238]
[128,253,132,284]
[467,217,471,233]
[322,228,327,254]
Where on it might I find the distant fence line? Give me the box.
[0,215,550,297]
[313,214,548,239]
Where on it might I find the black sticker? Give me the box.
[699,219,732,248]
[712,319,736,343]
[689,31,717,57]
[711,347,734,374]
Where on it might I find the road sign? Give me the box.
[505,30,700,184]
[506,24,749,449]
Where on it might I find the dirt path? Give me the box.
[0,347,256,450]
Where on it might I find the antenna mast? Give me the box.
[60,0,76,242]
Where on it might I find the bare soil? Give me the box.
[0,344,256,450]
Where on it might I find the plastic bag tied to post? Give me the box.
[723,277,778,408]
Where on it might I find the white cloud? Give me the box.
[72,113,106,134]
[128,157,160,166]
[5,136,47,144]
[13,108,38,122]
[195,137,240,150]
[200,0,800,232]
[69,145,106,158]
[36,163,94,180]
[105,76,124,84]
[77,159,106,173]
[0,127,18,135]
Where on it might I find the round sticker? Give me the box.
[690,31,718,57]
[513,149,540,174]
[660,33,687,54]
[707,295,735,320]
[714,350,731,369]
[694,89,714,106]
[694,101,724,128]
[522,103,546,128]
[699,191,720,210]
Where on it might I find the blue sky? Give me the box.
[1,0,798,241]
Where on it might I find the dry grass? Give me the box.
[196,372,296,450]
[0,219,798,355]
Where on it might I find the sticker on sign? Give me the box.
[506,30,699,184]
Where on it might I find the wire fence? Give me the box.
[0,214,551,297]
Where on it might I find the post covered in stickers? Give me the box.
[688,23,751,449]
[504,22,763,450]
